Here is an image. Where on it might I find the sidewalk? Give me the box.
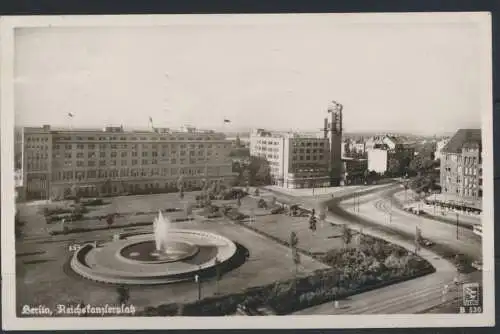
[393,190,481,227]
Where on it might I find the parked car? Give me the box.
[422,239,434,247]
[270,205,285,215]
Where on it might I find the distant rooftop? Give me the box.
[23,124,219,135]
[251,128,325,139]
[442,129,481,154]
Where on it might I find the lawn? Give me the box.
[241,214,346,254]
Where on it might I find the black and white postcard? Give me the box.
[1,13,495,330]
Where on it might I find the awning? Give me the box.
[425,193,482,210]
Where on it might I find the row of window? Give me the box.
[293,155,325,161]
[56,157,208,167]
[253,146,280,153]
[57,178,227,195]
[443,177,482,187]
[52,167,223,181]
[293,148,326,154]
[292,141,326,147]
[52,143,227,150]
[52,149,217,159]
[445,154,480,165]
[25,137,49,142]
[255,140,281,145]
[53,135,224,142]
[25,145,49,150]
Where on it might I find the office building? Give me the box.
[250,129,330,188]
[20,125,236,200]
[249,102,343,189]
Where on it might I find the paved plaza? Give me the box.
[16,192,327,314]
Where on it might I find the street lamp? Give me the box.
[195,265,202,300]
[389,197,392,223]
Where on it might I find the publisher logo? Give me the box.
[462,283,480,307]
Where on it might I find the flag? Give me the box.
[68,113,74,118]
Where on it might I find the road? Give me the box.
[338,186,482,263]
[263,184,481,314]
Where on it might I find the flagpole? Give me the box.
[67,113,74,131]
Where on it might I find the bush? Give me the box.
[81,198,107,206]
[226,208,246,221]
[257,198,268,209]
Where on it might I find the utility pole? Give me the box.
[456,212,459,240]
[389,197,392,223]
[434,191,437,215]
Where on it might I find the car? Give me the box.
[471,260,483,271]
[422,239,434,247]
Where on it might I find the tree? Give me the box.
[177,175,184,192]
[242,170,251,186]
[248,156,271,186]
[387,158,401,176]
[309,214,317,232]
[106,213,115,227]
[415,226,422,254]
[290,231,300,292]
[117,285,130,305]
[408,155,435,176]
[342,224,352,250]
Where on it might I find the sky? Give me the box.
[14,14,486,135]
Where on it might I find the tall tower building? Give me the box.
[324,100,343,186]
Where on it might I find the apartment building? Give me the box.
[366,134,415,175]
[440,129,482,210]
[20,125,236,200]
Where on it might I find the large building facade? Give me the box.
[249,102,343,189]
[250,129,331,189]
[19,125,236,200]
[439,129,482,210]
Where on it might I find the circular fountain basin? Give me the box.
[70,229,238,285]
[119,240,200,263]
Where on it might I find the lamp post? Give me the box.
[389,197,392,223]
[195,270,201,300]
